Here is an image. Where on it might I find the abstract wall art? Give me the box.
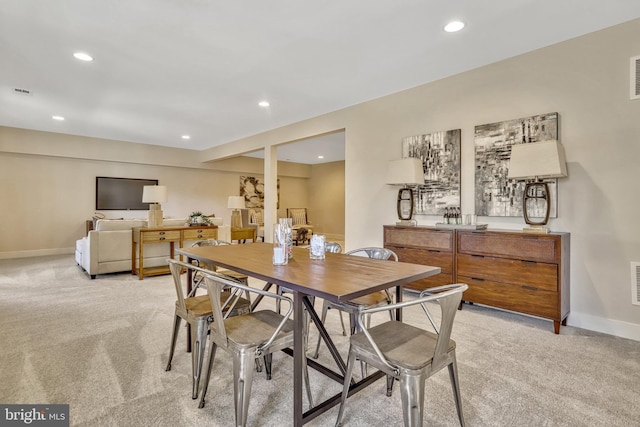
[474,112,558,217]
[240,176,280,208]
[402,129,461,215]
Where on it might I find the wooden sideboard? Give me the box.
[132,225,218,280]
[384,225,570,333]
[383,225,455,292]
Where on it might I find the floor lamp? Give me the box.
[508,140,568,233]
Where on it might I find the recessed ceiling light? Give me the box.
[258,101,270,107]
[318,155,324,159]
[73,52,94,62]
[181,135,191,140]
[444,21,465,33]
[52,115,65,121]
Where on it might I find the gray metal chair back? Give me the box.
[335,283,469,427]
[325,241,343,253]
[198,273,314,426]
[311,247,397,361]
[190,240,250,298]
[165,259,250,400]
[344,246,397,261]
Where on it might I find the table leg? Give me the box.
[293,291,304,427]
[395,284,403,321]
[185,258,195,352]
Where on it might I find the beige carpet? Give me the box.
[1,255,639,426]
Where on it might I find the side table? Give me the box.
[230,227,257,243]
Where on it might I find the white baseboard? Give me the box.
[567,311,640,342]
[0,247,75,260]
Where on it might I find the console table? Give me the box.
[384,225,570,333]
[131,225,218,280]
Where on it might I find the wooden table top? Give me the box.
[177,242,440,302]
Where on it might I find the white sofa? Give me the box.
[75,218,229,279]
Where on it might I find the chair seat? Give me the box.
[351,320,456,371]
[181,292,251,317]
[337,291,390,308]
[215,310,294,349]
[218,269,248,282]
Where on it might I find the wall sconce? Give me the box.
[142,185,168,228]
[386,158,424,226]
[227,196,245,229]
[507,140,568,233]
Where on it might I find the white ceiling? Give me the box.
[2,1,640,164]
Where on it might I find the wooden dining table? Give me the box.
[176,242,441,426]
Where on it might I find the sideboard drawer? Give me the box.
[459,276,559,319]
[392,247,453,273]
[183,228,218,240]
[406,272,455,292]
[457,231,559,263]
[457,254,558,292]
[384,227,452,250]
[142,230,181,242]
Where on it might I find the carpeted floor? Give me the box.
[1,255,639,426]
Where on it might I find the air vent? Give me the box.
[631,56,640,100]
[13,87,32,96]
[631,262,640,305]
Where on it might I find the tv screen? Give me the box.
[96,177,159,210]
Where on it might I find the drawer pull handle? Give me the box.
[471,254,484,258]
[471,277,485,282]
[521,260,536,264]
[159,237,166,241]
[521,285,538,291]
[159,232,166,235]
[428,250,441,253]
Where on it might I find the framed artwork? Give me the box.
[474,112,558,217]
[240,176,280,208]
[402,129,461,215]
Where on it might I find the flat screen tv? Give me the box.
[96,177,159,210]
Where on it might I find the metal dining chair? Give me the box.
[311,247,397,360]
[198,272,314,426]
[191,240,251,295]
[335,283,469,427]
[165,259,251,400]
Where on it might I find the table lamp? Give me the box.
[142,185,168,228]
[507,140,567,233]
[228,196,245,229]
[386,158,424,226]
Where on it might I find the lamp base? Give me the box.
[148,209,163,228]
[522,225,550,234]
[231,210,242,229]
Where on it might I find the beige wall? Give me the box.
[203,19,640,340]
[309,161,345,241]
[0,128,329,256]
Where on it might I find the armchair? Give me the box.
[240,208,264,242]
[286,208,314,245]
